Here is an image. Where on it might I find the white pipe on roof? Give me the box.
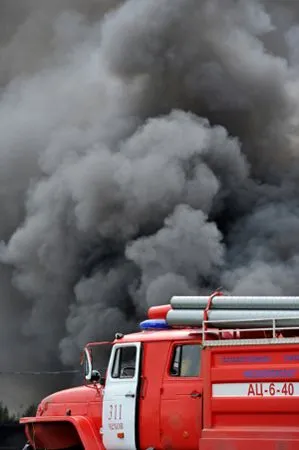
[166,308,299,329]
[170,296,299,310]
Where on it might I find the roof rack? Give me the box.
[202,316,299,347]
[148,291,299,346]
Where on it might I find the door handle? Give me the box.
[125,392,135,398]
[190,391,202,398]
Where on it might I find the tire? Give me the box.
[22,442,83,450]
[22,443,33,450]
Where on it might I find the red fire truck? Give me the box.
[20,292,299,450]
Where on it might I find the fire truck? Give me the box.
[20,292,299,450]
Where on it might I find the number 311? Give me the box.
[108,404,122,420]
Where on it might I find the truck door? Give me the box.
[102,342,141,450]
[160,343,203,450]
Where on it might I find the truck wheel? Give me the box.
[22,442,83,450]
[22,443,33,450]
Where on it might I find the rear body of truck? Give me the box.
[201,341,299,450]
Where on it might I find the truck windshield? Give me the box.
[88,343,112,376]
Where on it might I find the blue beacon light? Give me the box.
[139,319,170,330]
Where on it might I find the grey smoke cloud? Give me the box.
[126,204,225,306]
[1,0,299,411]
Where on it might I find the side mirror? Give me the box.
[89,370,101,383]
[99,376,106,386]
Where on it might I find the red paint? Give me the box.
[203,291,223,335]
[22,416,104,450]
[20,295,299,450]
[147,304,172,319]
[160,359,203,448]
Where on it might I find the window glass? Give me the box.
[111,346,137,379]
[170,346,181,376]
[170,344,201,377]
[89,344,111,375]
[112,348,121,378]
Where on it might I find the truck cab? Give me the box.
[100,328,206,450]
[20,293,299,450]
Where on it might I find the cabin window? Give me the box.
[111,346,137,379]
[170,344,201,377]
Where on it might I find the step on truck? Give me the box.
[20,292,299,450]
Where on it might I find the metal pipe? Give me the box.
[166,308,299,328]
[170,296,299,310]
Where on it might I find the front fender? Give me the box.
[20,416,104,450]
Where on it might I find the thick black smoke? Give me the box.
[1,0,299,411]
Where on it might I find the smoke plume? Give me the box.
[1,0,299,411]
